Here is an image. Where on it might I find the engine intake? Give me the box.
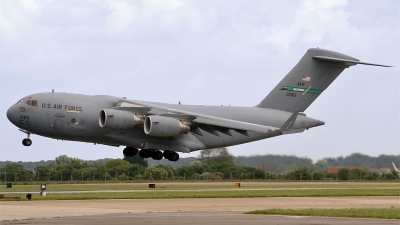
[99,109,144,130]
[144,115,190,137]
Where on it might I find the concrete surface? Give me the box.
[1,212,399,225]
[1,196,399,222]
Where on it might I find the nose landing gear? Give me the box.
[19,129,32,147]
[22,138,32,146]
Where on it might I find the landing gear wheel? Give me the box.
[139,149,151,158]
[170,152,179,162]
[22,138,32,146]
[130,148,138,157]
[164,151,179,161]
[163,151,172,160]
[123,147,129,157]
[151,150,163,160]
[123,147,138,157]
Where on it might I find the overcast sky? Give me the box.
[1,0,399,163]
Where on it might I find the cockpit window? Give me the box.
[17,96,37,106]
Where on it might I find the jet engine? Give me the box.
[99,109,144,130]
[144,115,190,137]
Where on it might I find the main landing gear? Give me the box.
[20,129,32,146]
[123,147,139,157]
[124,147,179,161]
[163,150,179,162]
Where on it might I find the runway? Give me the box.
[1,212,398,225]
[1,197,399,224]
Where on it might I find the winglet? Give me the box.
[280,112,299,131]
[392,162,400,173]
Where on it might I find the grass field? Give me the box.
[0,182,399,201]
[1,182,398,192]
[245,208,400,219]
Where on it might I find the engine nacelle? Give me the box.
[144,115,190,137]
[99,109,144,130]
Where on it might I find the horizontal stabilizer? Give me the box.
[313,56,392,67]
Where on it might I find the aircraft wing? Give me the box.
[116,100,280,135]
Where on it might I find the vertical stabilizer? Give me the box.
[257,48,359,112]
[393,162,400,173]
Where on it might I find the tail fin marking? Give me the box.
[257,48,391,112]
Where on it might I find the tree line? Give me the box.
[2,152,398,172]
[0,149,398,182]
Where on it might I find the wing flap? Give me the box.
[197,124,220,137]
[122,100,279,133]
[193,117,277,133]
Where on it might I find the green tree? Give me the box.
[123,155,148,167]
[311,159,328,171]
[384,172,397,180]
[118,173,127,181]
[364,171,380,180]
[55,163,75,181]
[128,164,146,178]
[155,164,175,179]
[0,163,34,182]
[175,162,208,179]
[234,166,266,180]
[392,169,399,178]
[198,148,234,166]
[312,171,325,180]
[293,166,311,180]
[337,168,350,180]
[34,166,51,181]
[144,166,168,180]
[105,159,131,178]
[349,169,365,180]
[104,172,112,181]
[49,155,87,169]
[209,162,234,173]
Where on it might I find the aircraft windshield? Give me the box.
[17,97,37,107]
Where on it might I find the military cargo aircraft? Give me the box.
[6,48,391,161]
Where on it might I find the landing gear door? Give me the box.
[54,119,64,134]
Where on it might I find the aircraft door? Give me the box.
[54,119,64,134]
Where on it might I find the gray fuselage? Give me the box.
[6,92,323,153]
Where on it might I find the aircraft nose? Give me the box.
[7,104,17,125]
